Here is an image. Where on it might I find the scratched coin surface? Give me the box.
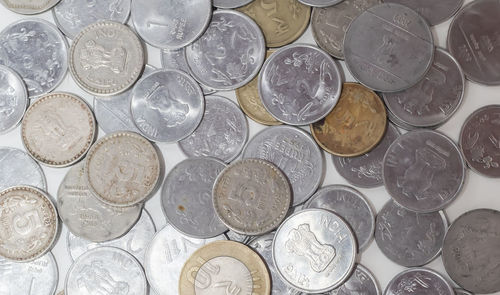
[0,19,67,98]
[344,3,434,92]
[328,264,380,295]
[85,131,161,207]
[213,158,291,235]
[69,20,144,96]
[213,0,253,8]
[178,95,248,162]
[298,0,343,7]
[385,268,454,295]
[382,0,463,25]
[375,200,447,267]
[273,209,357,293]
[0,147,46,191]
[0,0,60,14]
[311,83,387,157]
[185,10,266,90]
[459,105,500,178]
[0,65,27,134]
[21,92,96,167]
[259,44,342,125]
[242,125,323,206]
[0,186,58,262]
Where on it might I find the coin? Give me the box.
[298,0,343,7]
[185,10,266,91]
[225,230,252,244]
[130,69,204,142]
[242,125,323,206]
[0,147,46,191]
[65,246,147,295]
[178,95,248,162]
[238,0,311,48]
[213,158,291,235]
[0,65,27,134]
[328,264,380,295]
[259,44,342,125]
[69,21,144,96]
[311,83,387,157]
[332,123,400,188]
[385,268,454,295]
[273,209,357,293]
[85,131,161,207]
[382,0,463,26]
[0,186,58,262]
[0,0,60,14]
[344,3,434,92]
[455,289,474,295]
[213,0,253,8]
[0,19,68,98]
[374,200,447,267]
[459,105,500,178]
[179,240,271,295]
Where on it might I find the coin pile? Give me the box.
[0,0,499,295]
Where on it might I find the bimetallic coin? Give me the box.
[0,147,46,191]
[0,65,27,134]
[455,289,474,295]
[0,186,58,262]
[225,230,252,244]
[0,0,60,14]
[385,268,454,295]
[213,0,253,8]
[273,209,357,293]
[328,264,380,295]
[382,0,463,26]
[178,95,248,162]
[298,0,343,7]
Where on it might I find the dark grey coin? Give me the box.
[213,0,253,8]
[459,105,500,178]
[455,289,474,295]
[344,3,434,92]
[382,0,463,25]
[225,230,252,244]
[0,147,46,191]
[375,200,447,267]
[443,209,500,294]
[328,264,380,295]
[385,268,454,295]
[298,0,344,7]
[447,0,500,85]
[332,123,400,188]
[259,44,342,125]
[383,130,466,213]
[382,48,465,128]
[0,65,28,134]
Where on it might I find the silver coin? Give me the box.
[273,209,357,293]
[332,123,400,188]
[382,0,463,26]
[455,289,474,295]
[178,95,248,162]
[144,224,226,295]
[130,69,204,142]
[344,3,434,92]
[213,158,291,235]
[383,130,466,213]
[185,10,266,91]
[0,252,58,295]
[0,147,46,191]
[259,44,342,125]
[65,246,147,295]
[194,256,254,294]
[385,105,421,130]
[69,21,144,96]
[0,0,60,14]
[375,200,447,267]
[213,0,253,8]
[66,209,155,264]
[53,0,131,39]
[242,125,323,206]
[298,0,344,8]
[0,65,28,134]
[225,230,252,244]
[385,268,454,295]
[0,19,68,98]
[327,264,380,295]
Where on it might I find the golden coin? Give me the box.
[311,83,387,157]
[179,240,271,295]
[238,0,311,48]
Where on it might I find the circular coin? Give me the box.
[328,264,380,295]
[213,0,253,8]
[385,268,454,295]
[298,0,343,7]
[0,0,60,14]
[0,65,28,134]
[382,0,463,26]
[0,147,46,191]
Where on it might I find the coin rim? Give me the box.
[0,0,61,15]
[0,65,28,135]
[385,267,455,295]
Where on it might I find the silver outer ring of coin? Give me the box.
[298,0,344,8]
[0,65,28,134]
[384,267,455,295]
[0,0,61,14]
[213,0,253,9]
[0,147,47,191]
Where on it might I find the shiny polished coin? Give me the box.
[329,264,380,295]
[69,21,144,96]
[225,230,252,244]
[382,0,463,25]
[273,209,357,293]
[213,158,291,235]
[0,186,58,262]
[0,147,46,191]
[385,268,454,295]
[213,0,253,8]
[311,83,387,157]
[21,92,96,167]
[344,3,434,92]
[0,0,60,14]
[259,44,342,125]
[85,131,161,207]
[0,65,27,134]
[298,0,343,7]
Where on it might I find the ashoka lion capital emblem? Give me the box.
[80,40,127,74]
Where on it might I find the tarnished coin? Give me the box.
[383,130,466,213]
[385,268,454,295]
[242,125,323,206]
[0,65,27,134]
[455,289,474,295]
[460,105,500,178]
[213,158,291,235]
[383,0,463,25]
[85,131,161,207]
[259,44,342,125]
[332,123,400,188]
[178,95,248,162]
[179,240,271,295]
[21,92,96,167]
[344,3,434,92]
[328,264,380,295]
[311,83,387,157]
[185,10,266,91]
[0,147,46,191]
[0,0,60,14]
[69,21,144,96]
[273,209,357,293]
[375,200,447,267]
[213,0,253,8]
[298,0,343,7]
[0,19,67,98]
[225,230,252,244]
[65,246,147,295]
[0,186,58,262]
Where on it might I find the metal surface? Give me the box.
[384,268,455,295]
[0,147,46,191]
[0,65,27,134]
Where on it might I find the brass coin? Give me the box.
[179,240,271,295]
[311,82,387,157]
[238,0,311,48]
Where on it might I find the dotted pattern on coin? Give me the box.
[329,264,380,295]
[0,0,60,14]
[385,268,455,295]
[0,147,46,191]
[0,65,28,134]
[382,0,464,26]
